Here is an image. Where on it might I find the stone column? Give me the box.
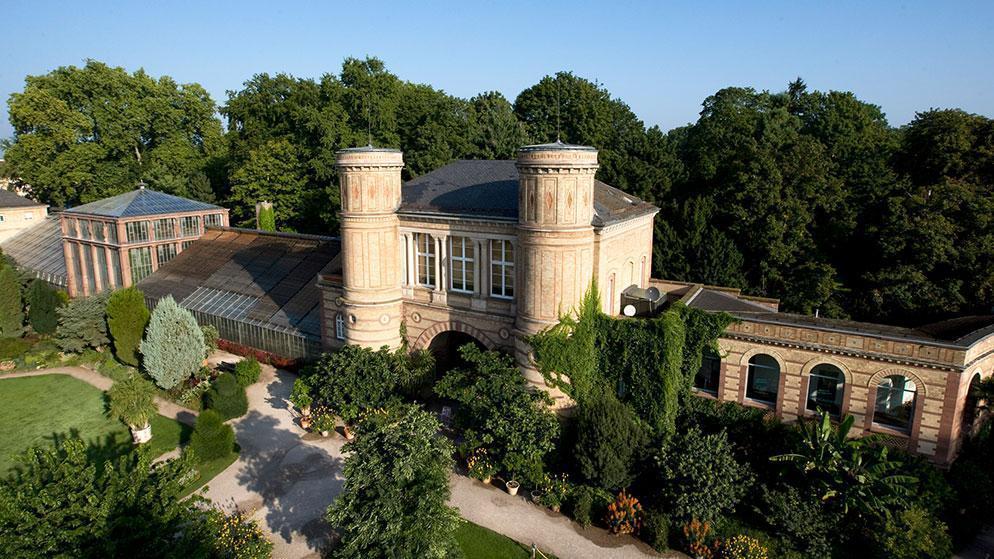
[513,142,599,405]
[335,147,405,349]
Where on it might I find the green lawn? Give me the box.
[455,520,535,559]
[0,375,191,473]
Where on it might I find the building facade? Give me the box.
[0,189,47,243]
[59,186,228,297]
[316,143,994,465]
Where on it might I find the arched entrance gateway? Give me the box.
[427,331,486,373]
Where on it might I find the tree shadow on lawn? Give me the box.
[233,390,343,552]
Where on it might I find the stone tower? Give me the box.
[513,142,599,397]
[335,147,405,349]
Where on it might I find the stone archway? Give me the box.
[427,331,487,374]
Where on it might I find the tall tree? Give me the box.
[0,263,24,337]
[2,60,225,207]
[326,404,460,559]
[106,287,151,367]
[228,139,307,230]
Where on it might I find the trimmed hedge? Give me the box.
[233,357,261,387]
[190,409,235,461]
[203,373,248,420]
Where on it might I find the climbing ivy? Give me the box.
[530,283,734,439]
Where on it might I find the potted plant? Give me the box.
[299,414,313,430]
[530,488,544,504]
[505,479,520,496]
[466,447,496,484]
[312,411,336,437]
[108,374,158,444]
[538,473,570,513]
[290,377,313,416]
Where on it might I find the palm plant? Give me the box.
[108,374,158,444]
[771,411,917,519]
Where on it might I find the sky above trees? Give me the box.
[2,0,993,145]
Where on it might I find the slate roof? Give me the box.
[0,189,45,209]
[399,160,658,226]
[0,216,67,287]
[138,227,341,339]
[63,187,222,218]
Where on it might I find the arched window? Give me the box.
[335,313,346,341]
[747,354,780,404]
[807,364,845,416]
[693,349,721,394]
[874,374,917,432]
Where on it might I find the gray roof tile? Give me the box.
[0,189,45,209]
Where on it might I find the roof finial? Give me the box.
[137,180,146,190]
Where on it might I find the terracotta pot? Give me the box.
[506,480,520,496]
[343,425,355,440]
[550,504,560,513]
[301,406,312,417]
[300,416,313,430]
[481,476,492,485]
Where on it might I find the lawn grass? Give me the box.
[0,375,190,473]
[181,450,239,497]
[455,520,535,559]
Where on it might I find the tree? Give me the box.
[228,139,306,230]
[0,263,24,337]
[108,374,157,443]
[189,409,236,462]
[574,388,647,492]
[140,296,205,389]
[326,404,460,559]
[468,91,529,159]
[771,413,917,519]
[257,202,276,232]
[0,436,220,558]
[54,291,110,352]
[2,60,225,208]
[106,287,150,367]
[656,427,752,523]
[435,345,559,485]
[25,280,62,335]
[304,345,405,424]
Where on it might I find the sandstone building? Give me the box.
[0,188,47,243]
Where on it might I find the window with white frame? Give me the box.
[335,313,346,340]
[415,233,436,287]
[128,247,153,284]
[154,218,177,240]
[490,239,514,299]
[449,236,475,293]
[181,216,200,237]
[156,243,177,265]
[204,213,223,228]
[126,221,149,243]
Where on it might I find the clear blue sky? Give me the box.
[2,0,992,148]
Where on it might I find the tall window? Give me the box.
[491,239,514,299]
[154,218,176,240]
[204,213,223,228]
[126,221,149,243]
[449,237,475,293]
[746,354,781,404]
[181,216,201,237]
[874,375,917,432]
[694,349,722,394]
[92,221,105,242]
[79,220,92,240]
[129,247,153,284]
[96,247,110,290]
[807,364,845,416]
[106,223,118,244]
[181,240,195,250]
[156,243,177,266]
[416,233,436,287]
[335,313,346,340]
[110,250,123,286]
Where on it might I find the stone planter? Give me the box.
[505,480,520,496]
[530,490,543,504]
[131,423,152,444]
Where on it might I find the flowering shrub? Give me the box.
[466,447,496,481]
[605,490,643,535]
[717,535,768,559]
[310,406,336,433]
[539,473,571,511]
[207,507,273,559]
[682,519,713,559]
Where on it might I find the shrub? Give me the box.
[538,473,570,511]
[867,507,952,559]
[569,485,613,528]
[201,324,219,356]
[574,387,647,491]
[641,508,671,552]
[140,296,205,389]
[290,376,313,411]
[657,427,752,523]
[605,490,643,535]
[233,357,261,387]
[203,373,248,420]
[190,409,236,461]
[105,287,150,367]
[465,447,496,481]
[717,535,769,559]
[205,507,272,559]
[55,291,110,352]
[0,262,24,337]
[306,345,404,424]
[757,486,835,558]
[108,374,157,432]
[26,280,62,334]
